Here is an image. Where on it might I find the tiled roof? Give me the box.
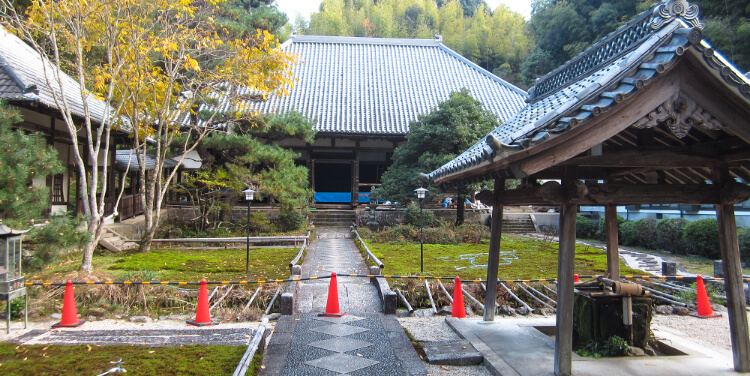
[251,35,527,135]
[115,150,178,171]
[0,28,110,124]
[426,0,750,187]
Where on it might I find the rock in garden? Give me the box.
[396,310,412,317]
[88,308,107,318]
[711,303,726,312]
[643,345,657,356]
[672,306,690,316]
[413,308,435,317]
[50,313,62,320]
[516,306,531,316]
[436,306,453,316]
[266,313,281,320]
[627,347,646,357]
[465,306,475,317]
[535,308,555,316]
[498,305,515,316]
[128,316,152,323]
[655,305,673,315]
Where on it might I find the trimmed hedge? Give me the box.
[654,218,688,254]
[576,216,597,239]
[682,219,720,259]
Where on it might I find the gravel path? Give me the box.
[653,311,749,351]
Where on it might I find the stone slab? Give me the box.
[422,339,483,366]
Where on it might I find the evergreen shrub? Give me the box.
[403,202,435,227]
[654,218,688,254]
[576,215,597,239]
[682,218,720,259]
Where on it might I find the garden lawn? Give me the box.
[0,343,247,376]
[31,247,300,282]
[365,236,643,280]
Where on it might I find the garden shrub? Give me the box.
[248,212,275,234]
[278,205,306,232]
[403,202,435,227]
[594,215,625,241]
[738,227,750,262]
[654,218,688,254]
[576,216,597,239]
[25,213,90,270]
[620,218,657,249]
[682,218,720,259]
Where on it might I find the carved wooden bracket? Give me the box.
[722,182,750,205]
[632,93,724,138]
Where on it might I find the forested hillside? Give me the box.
[293,0,749,87]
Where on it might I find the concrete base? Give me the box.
[446,317,739,376]
[422,339,483,365]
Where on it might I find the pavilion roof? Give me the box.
[426,0,750,188]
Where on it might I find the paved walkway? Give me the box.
[294,228,381,314]
[261,227,427,375]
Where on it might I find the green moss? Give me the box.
[366,235,644,280]
[34,247,298,282]
[0,343,245,375]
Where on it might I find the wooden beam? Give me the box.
[498,183,750,206]
[715,166,750,372]
[605,204,619,280]
[555,169,578,376]
[559,149,719,168]
[483,178,504,322]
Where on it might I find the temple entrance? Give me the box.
[314,162,352,203]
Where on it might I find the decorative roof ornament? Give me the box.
[651,0,702,30]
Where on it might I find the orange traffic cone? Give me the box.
[692,275,722,318]
[451,277,467,318]
[320,272,346,317]
[52,280,85,328]
[574,274,580,283]
[187,279,218,326]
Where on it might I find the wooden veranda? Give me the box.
[425,1,750,374]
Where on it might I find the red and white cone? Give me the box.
[52,280,85,328]
[691,275,722,319]
[320,272,346,317]
[187,279,218,326]
[451,277,467,318]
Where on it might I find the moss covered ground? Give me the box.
[0,343,246,375]
[30,247,300,282]
[364,235,644,280]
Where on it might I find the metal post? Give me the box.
[246,200,251,274]
[419,198,424,273]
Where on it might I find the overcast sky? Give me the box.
[275,0,533,22]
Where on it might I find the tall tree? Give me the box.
[2,0,296,270]
[375,89,499,225]
[0,103,63,222]
[694,0,750,72]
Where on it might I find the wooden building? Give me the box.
[424,0,750,374]
[0,28,128,219]
[252,35,527,207]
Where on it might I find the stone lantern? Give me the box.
[0,220,29,333]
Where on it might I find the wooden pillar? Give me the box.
[352,151,360,207]
[715,167,750,372]
[605,204,620,280]
[483,178,504,322]
[555,171,579,376]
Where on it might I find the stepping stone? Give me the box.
[305,353,380,373]
[422,339,483,366]
[309,337,373,353]
[310,323,369,337]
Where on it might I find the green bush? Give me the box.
[655,218,689,254]
[620,219,657,249]
[738,227,750,262]
[248,212,275,234]
[25,213,90,270]
[682,218,720,259]
[594,215,625,241]
[576,216,597,239]
[403,202,435,227]
[575,335,629,359]
[278,206,306,232]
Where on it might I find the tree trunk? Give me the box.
[80,218,103,273]
[456,194,465,226]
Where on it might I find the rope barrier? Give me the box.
[23,274,743,287]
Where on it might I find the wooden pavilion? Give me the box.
[424,1,750,374]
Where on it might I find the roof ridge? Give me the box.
[528,0,702,102]
[0,29,31,94]
[290,34,443,47]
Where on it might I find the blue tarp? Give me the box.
[315,192,370,203]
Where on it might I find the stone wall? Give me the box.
[356,208,488,227]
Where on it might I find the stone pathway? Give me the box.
[295,227,381,314]
[261,227,427,375]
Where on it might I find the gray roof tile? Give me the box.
[253,35,527,135]
[0,28,110,124]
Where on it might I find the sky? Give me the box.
[275,0,534,23]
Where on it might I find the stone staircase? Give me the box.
[502,215,537,233]
[98,228,139,252]
[309,210,357,227]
